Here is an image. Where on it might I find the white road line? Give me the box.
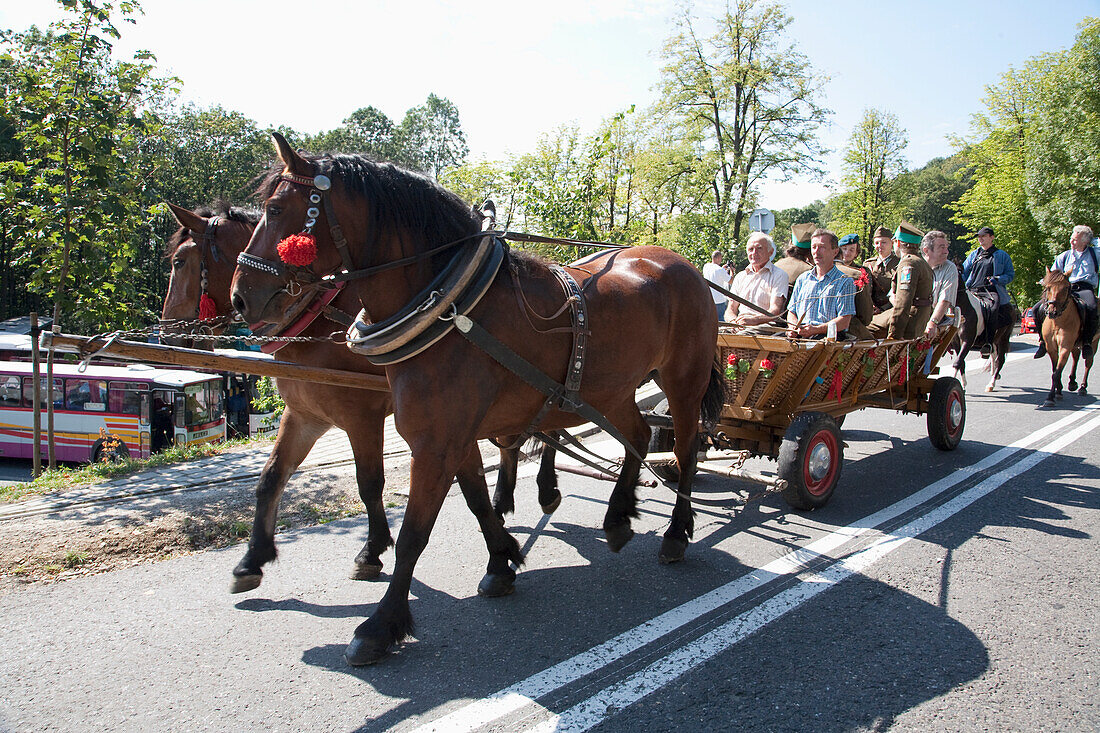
[535,409,1100,732]
[411,403,1100,732]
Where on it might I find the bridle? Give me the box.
[1043,276,1072,318]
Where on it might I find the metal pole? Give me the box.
[46,326,56,470]
[30,313,42,477]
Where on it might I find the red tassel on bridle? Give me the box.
[199,292,218,320]
[277,233,318,267]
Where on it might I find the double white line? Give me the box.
[414,402,1100,733]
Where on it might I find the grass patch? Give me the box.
[63,550,89,568]
[0,436,272,505]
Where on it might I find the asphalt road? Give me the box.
[0,337,1096,732]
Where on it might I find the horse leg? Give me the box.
[536,440,561,514]
[1069,351,1080,393]
[491,439,520,521]
[953,342,971,389]
[453,448,525,598]
[231,409,328,592]
[601,410,649,553]
[344,446,464,666]
[347,415,392,580]
[1044,351,1068,407]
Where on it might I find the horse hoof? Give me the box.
[1079,387,1088,395]
[604,523,634,553]
[1069,382,1078,392]
[541,491,562,514]
[344,635,390,667]
[230,573,262,594]
[658,537,688,564]
[984,385,994,393]
[477,572,516,597]
[1056,393,1064,400]
[350,562,383,581]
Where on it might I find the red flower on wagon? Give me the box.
[854,270,870,290]
[727,353,738,366]
[277,232,318,267]
[760,358,775,371]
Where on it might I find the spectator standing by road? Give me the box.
[702,250,732,322]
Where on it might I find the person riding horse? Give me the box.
[961,226,1015,344]
[1034,224,1099,360]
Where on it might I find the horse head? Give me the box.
[162,202,257,346]
[1041,266,1073,318]
[231,131,481,333]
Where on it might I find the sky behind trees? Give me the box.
[1,0,1095,208]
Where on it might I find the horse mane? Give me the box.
[162,202,261,258]
[1043,269,1070,287]
[256,153,485,276]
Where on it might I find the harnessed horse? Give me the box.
[230,133,724,665]
[162,203,560,595]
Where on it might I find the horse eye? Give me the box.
[266,204,282,218]
[172,259,185,270]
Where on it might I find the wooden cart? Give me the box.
[648,327,966,510]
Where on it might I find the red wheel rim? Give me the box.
[803,429,839,496]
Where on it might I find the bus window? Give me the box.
[0,376,21,407]
[183,382,221,426]
[65,378,107,411]
[23,377,63,408]
[107,381,145,415]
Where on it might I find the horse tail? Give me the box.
[701,358,726,432]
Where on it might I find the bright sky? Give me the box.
[2,0,1097,209]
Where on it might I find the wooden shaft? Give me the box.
[43,333,390,392]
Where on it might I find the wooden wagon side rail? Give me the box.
[42,332,391,392]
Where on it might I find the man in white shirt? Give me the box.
[702,249,732,321]
[920,230,964,340]
[727,232,789,326]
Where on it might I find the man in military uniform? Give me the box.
[774,223,815,298]
[869,222,935,339]
[836,233,874,338]
[863,225,900,314]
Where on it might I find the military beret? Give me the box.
[838,233,859,247]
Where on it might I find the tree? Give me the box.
[306,105,400,159]
[396,93,469,178]
[656,0,829,251]
[831,108,908,247]
[0,0,176,329]
[892,155,973,261]
[1025,17,1100,242]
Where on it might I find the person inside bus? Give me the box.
[152,397,173,453]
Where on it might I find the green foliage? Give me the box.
[656,0,830,250]
[250,376,284,416]
[0,0,177,330]
[892,155,973,261]
[830,108,909,248]
[396,93,469,177]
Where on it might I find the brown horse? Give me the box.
[230,134,725,665]
[162,203,559,594]
[1039,267,1098,407]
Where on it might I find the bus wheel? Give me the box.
[92,437,130,464]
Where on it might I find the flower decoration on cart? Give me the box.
[725,352,754,380]
[759,357,776,379]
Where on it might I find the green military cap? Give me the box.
[893,221,924,245]
[791,223,816,249]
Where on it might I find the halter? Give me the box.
[1044,277,1072,318]
[194,216,222,319]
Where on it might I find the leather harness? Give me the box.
[236,170,634,457]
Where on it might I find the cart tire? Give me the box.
[778,412,842,510]
[647,399,680,483]
[927,377,965,451]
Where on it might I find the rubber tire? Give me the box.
[778,412,843,510]
[92,437,130,464]
[646,398,680,483]
[927,376,965,451]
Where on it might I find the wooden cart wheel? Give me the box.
[927,376,965,451]
[646,398,680,483]
[778,412,843,510]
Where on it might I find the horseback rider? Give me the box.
[1034,224,1099,359]
[961,226,1015,343]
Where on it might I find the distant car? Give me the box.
[1020,306,1037,334]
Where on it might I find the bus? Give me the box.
[0,361,226,463]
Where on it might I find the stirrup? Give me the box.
[1034,341,1047,359]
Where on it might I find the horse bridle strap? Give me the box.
[345,234,506,364]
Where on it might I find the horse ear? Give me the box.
[271,131,311,176]
[166,202,208,234]
[1065,264,1074,278]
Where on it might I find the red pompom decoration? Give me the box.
[198,293,218,320]
[277,233,318,267]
